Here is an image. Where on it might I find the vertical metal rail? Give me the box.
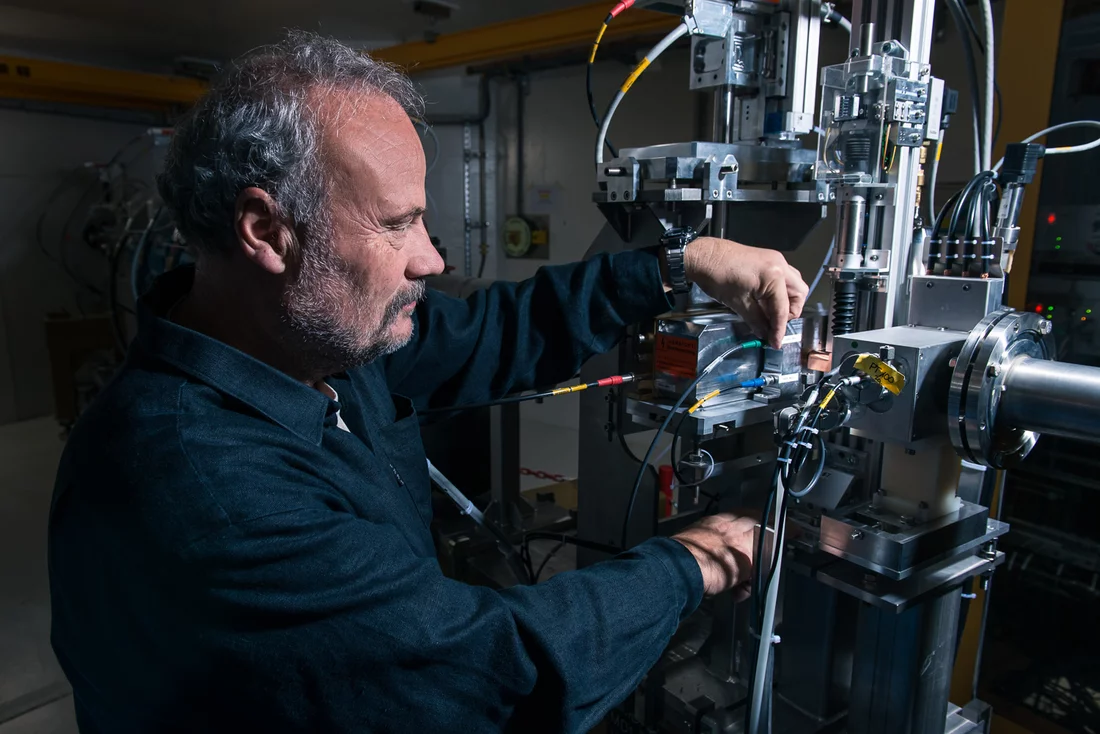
[462,122,474,277]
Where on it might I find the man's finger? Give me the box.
[760,282,789,349]
[787,265,808,319]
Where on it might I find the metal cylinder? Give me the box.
[858,22,875,57]
[712,84,735,144]
[836,195,867,269]
[1000,357,1100,443]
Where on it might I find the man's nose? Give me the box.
[406,224,445,280]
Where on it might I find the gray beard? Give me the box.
[280,238,425,375]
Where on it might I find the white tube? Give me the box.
[980,0,995,172]
[595,22,690,166]
[427,459,485,525]
[748,475,788,734]
[993,120,1100,171]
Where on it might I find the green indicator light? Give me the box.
[1047,314,1053,320]
[1048,306,1055,312]
[1088,309,1094,315]
[1055,245,1062,250]
[1056,236,1063,242]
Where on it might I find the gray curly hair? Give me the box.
[158,31,425,255]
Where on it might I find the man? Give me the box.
[49,32,808,733]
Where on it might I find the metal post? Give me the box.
[462,123,473,277]
[848,588,963,734]
[712,85,734,239]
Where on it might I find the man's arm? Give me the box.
[385,240,808,410]
[179,497,707,732]
[385,248,671,410]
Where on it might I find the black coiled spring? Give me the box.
[832,281,858,336]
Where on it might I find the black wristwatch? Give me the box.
[660,226,697,295]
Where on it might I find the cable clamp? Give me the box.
[800,441,814,450]
[804,427,820,435]
[776,457,792,465]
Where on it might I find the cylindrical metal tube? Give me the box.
[836,195,867,269]
[712,84,735,144]
[1001,357,1100,442]
[858,22,875,57]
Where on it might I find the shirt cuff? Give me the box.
[630,536,705,622]
[608,247,675,319]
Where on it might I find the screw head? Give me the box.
[870,254,879,262]
[1038,319,1052,335]
[963,284,971,291]
[850,530,864,540]
[987,363,1001,378]
[726,190,733,199]
[712,189,720,198]
[926,281,935,288]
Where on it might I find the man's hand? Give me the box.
[684,237,809,348]
[672,513,756,599]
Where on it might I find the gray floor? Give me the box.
[0,417,77,734]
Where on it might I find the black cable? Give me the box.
[617,424,659,481]
[945,0,984,174]
[533,541,566,582]
[620,343,757,550]
[421,388,558,415]
[587,12,618,158]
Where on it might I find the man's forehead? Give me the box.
[317,91,422,182]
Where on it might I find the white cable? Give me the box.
[992,120,1100,171]
[427,460,485,525]
[748,473,788,734]
[595,22,690,166]
[979,0,995,172]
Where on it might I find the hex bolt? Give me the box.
[987,363,1001,379]
[878,345,895,361]
[1038,319,1052,335]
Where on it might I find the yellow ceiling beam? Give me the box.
[0,3,675,110]
[372,2,678,73]
[0,55,207,111]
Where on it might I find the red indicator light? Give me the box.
[1048,213,1057,225]
[1035,304,1044,313]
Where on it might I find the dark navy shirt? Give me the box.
[48,250,705,733]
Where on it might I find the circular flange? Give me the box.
[949,309,1054,468]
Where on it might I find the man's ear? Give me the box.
[235,187,296,275]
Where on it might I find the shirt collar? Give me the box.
[135,265,332,445]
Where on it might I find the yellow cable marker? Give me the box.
[688,389,722,414]
[621,57,651,93]
[854,354,907,395]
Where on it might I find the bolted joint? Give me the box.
[878,345,895,361]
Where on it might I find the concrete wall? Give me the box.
[0,107,165,425]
